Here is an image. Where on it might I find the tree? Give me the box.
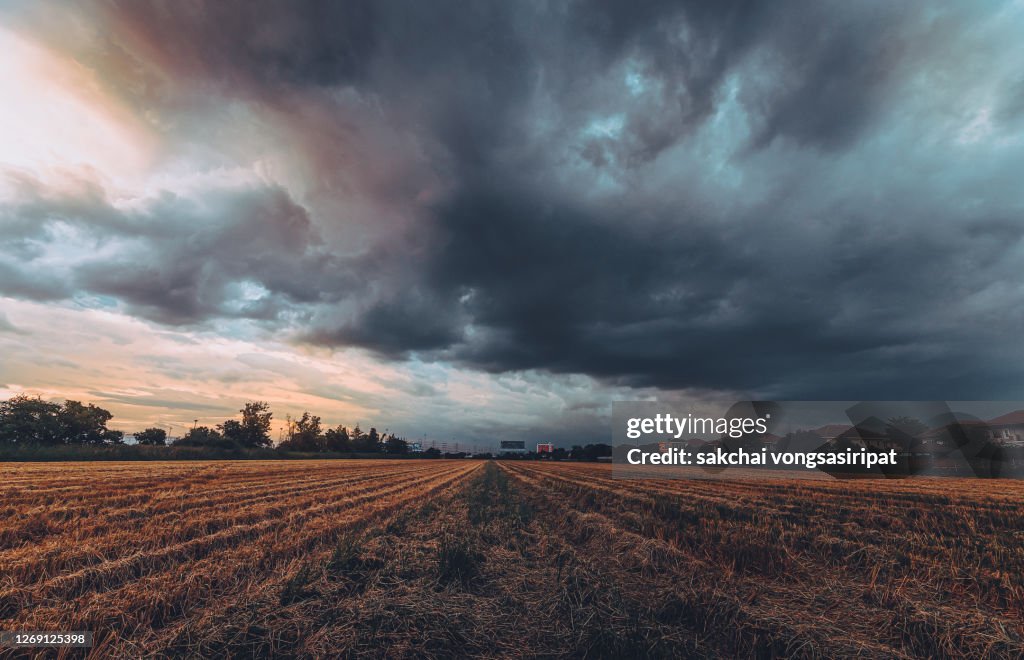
[350,424,380,452]
[219,401,273,448]
[887,416,928,439]
[778,430,827,452]
[240,401,273,447]
[423,447,442,458]
[570,443,612,461]
[218,419,245,445]
[0,396,121,445]
[135,427,168,446]
[279,412,323,452]
[177,426,232,449]
[57,400,121,444]
[384,435,408,454]
[324,425,351,452]
[0,395,62,445]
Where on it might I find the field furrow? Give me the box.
[2,459,1022,658]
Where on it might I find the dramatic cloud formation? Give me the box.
[1,1,1023,441]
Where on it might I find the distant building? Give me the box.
[536,443,554,454]
[916,412,1024,449]
[833,425,905,452]
[500,440,527,454]
[917,419,989,450]
[986,411,1024,445]
[811,424,853,442]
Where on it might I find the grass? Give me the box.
[327,534,365,574]
[279,562,317,605]
[436,533,481,587]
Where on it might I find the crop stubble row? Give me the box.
[1,459,1022,658]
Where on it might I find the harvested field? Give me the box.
[1,460,1023,658]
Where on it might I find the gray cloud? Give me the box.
[0,172,363,325]
[2,0,1024,408]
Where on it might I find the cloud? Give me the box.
[2,0,1024,426]
[0,310,26,335]
[0,169,364,325]
[0,297,648,445]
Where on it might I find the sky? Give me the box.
[1,1,1024,446]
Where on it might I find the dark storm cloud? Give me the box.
[563,0,894,154]
[400,178,1022,399]
[96,0,379,94]
[310,285,466,355]
[4,0,1024,400]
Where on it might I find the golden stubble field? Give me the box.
[1,459,1023,658]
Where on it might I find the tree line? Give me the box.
[0,396,125,446]
[0,396,413,454]
[176,403,413,454]
[0,395,613,460]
